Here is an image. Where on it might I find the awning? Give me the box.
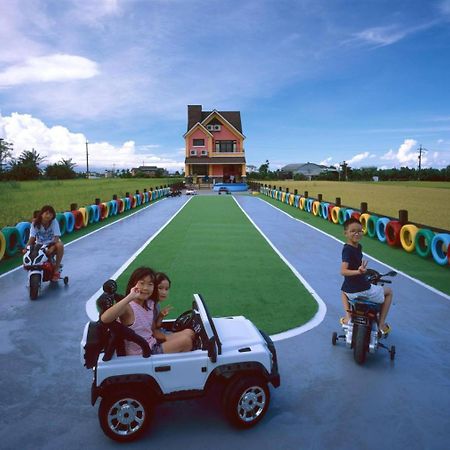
[185,157,246,164]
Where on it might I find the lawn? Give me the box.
[0,178,179,228]
[260,180,450,231]
[259,194,450,295]
[115,196,318,334]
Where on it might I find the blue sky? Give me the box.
[1,0,450,172]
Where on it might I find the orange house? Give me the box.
[184,105,246,183]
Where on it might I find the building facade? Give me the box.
[184,105,246,183]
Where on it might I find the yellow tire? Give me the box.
[331,206,340,224]
[312,201,320,216]
[400,224,419,253]
[281,192,286,203]
[299,197,305,210]
[359,213,371,235]
[78,207,89,227]
[289,194,294,206]
[0,230,6,261]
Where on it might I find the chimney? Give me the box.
[188,105,202,131]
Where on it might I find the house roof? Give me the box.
[187,105,243,133]
[185,157,246,164]
[281,162,337,174]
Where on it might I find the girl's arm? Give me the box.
[340,260,367,277]
[100,288,139,325]
[155,305,173,329]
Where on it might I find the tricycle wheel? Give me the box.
[353,325,368,365]
[63,276,69,285]
[99,389,153,442]
[332,332,338,345]
[30,273,41,300]
[223,376,270,429]
[390,345,396,360]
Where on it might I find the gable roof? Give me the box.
[187,105,243,134]
[281,162,338,175]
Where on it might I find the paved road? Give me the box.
[1,195,449,450]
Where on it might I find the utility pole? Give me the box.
[340,160,348,181]
[85,140,90,179]
[417,145,427,181]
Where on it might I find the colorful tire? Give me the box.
[1,226,21,256]
[87,205,95,224]
[55,213,67,236]
[64,211,75,232]
[415,228,435,258]
[400,224,419,253]
[320,202,329,219]
[312,201,320,216]
[344,209,354,221]
[78,207,89,227]
[90,205,100,223]
[366,215,379,238]
[294,195,300,208]
[0,230,6,260]
[72,210,84,230]
[331,207,340,224]
[136,194,142,206]
[351,211,361,221]
[109,200,117,216]
[299,197,306,210]
[144,192,149,203]
[281,192,286,203]
[288,194,294,206]
[327,204,334,221]
[15,221,31,247]
[118,199,125,214]
[385,220,402,246]
[375,217,390,242]
[140,193,145,204]
[338,208,347,225]
[306,198,313,213]
[431,233,450,266]
[130,196,137,208]
[101,202,110,219]
[359,213,371,235]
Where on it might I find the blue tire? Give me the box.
[15,221,31,247]
[375,217,390,243]
[431,233,450,266]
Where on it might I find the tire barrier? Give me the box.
[385,220,402,247]
[375,217,390,242]
[72,210,84,230]
[400,224,419,253]
[0,230,6,261]
[1,226,21,257]
[312,201,320,216]
[359,213,371,235]
[0,186,170,262]
[431,233,450,266]
[258,187,449,267]
[15,221,31,247]
[366,215,379,238]
[331,206,340,224]
[56,213,67,236]
[338,208,347,225]
[78,207,89,227]
[415,228,435,258]
[64,211,75,232]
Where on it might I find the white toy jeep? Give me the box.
[81,294,280,442]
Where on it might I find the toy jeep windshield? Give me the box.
[81,293,280,442]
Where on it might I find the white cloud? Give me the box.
[319,157,333,165]
[381,139,418,165]
[0,112,184,171]
[0,54,99,87]
[353,25,408,46]
[347,151,370,166]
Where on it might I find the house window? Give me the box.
[193,139,204,146]
[215,140,237,153]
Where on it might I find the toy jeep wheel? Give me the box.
[223,376,270,428]
[99,389,152,442]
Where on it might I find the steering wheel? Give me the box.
[172,310,195,332]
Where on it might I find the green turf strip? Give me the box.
[259,194,450,296]
[116,196,318,335]
[0,198,164,275]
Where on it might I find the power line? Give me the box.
[417,144,428,181]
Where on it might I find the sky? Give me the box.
[1,0,450,173]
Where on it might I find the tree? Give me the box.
[0,139,13,174]
[45,158,77,179]
[258,160,270,178]
[9,149,46,180]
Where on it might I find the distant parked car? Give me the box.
[218,187,231,195]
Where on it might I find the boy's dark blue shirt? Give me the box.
[341,243,371,293]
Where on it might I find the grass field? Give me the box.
[0,178,179,228]
[259,180,450,231]
[259,194,450,295]
[115,196,318,334]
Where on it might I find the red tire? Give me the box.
[327,204,334,221]
[385,220,402,246]
[71,210,84,230]
[351,212,361,221]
